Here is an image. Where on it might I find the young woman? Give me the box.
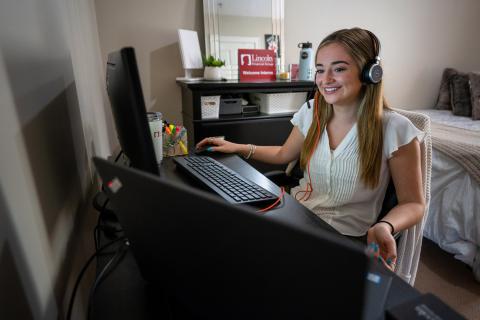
[196,28,425,271]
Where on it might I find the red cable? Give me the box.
[295,91,322,202]
[257,187,286,213]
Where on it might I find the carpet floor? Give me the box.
[414,238,480,320]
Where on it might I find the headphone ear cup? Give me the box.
[361,60,383,84]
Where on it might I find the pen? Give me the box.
[173,126,180,139]
[176,127,186,140]
[178,140,188,155]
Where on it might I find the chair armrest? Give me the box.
[264,170,299,189]
[263,170,287,178]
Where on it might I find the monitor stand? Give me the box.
[176,69,203,81]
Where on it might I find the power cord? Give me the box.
[87,239,129,320]
[113,150,124,163]
[93,196,109,251]
[92,151,126,247]
[92,191,123,250]
[65,150,127,320]
[66,236,127,320]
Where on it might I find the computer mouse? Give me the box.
[194,145,216,155]
[194,136,224,155]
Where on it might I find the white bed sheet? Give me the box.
[415,109,480,131]
[414,109,480,277]
[423,150,480,268]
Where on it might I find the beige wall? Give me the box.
[94,0,480,128]
[0,0,106,318]
[285,0,480,109]
[95,0,204,128]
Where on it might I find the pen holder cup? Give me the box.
[163,130,188,157]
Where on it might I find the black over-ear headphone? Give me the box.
[361,31,383,84]
[361,57,382,84]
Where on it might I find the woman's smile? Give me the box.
[322,86,341,94]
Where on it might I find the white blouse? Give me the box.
[290,101,424,236]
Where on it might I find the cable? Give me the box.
[295,90,322,201]
[93,151,126,250]
[257,187,286,213]
[113,150,124,163]
[66,236,126,320]
[87,241,129,320]
[72,149,126,319]
[94,200,108,251]
[93,195,123,250]
[306,83,318,109]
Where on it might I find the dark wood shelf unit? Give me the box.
[177,79,314,172]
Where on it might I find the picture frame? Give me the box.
[264,34,281,58]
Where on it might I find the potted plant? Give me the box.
[203,55,225,80]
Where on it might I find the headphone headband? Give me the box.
[365,30,381,58]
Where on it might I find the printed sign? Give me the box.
[238,49,276,81]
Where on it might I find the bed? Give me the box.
[414,109,480,280]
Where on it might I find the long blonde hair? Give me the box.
[300,28,387,189]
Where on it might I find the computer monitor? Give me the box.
[93,157,371,319]
[105,47,159,175]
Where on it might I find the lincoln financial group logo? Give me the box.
[240,53,274,66]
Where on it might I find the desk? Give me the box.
[92,154,420,319]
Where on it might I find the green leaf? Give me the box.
[203,55,224,67]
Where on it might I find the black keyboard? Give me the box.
[173,156,278,206]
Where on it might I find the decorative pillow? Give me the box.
[435,68,457,110]
[450,74,472,117]
[469,72,480,120]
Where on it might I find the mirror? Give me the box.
[203,0,284,80]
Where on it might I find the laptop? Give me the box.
[93,157,389,319]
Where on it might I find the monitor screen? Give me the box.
[93,157,370,319]
[105,47,159,175]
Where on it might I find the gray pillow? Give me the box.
[450,74,472,117]
[469,72,480,120]
[435,68,457,110]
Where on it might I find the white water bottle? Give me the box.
[298,42,314,81]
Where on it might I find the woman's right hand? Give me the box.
[367,223,397,272]
[195,137,242,154]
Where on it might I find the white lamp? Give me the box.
[177,29,204,81]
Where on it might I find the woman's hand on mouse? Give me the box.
[367,223,397,271]
[196,137,245,154]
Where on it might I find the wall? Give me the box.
[284,0,480,109]
[0,0,109,318]
[95,0,204,130]
[94,0,480,125]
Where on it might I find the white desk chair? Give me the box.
[391,108,432,285]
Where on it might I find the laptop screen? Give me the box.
[93,157,370,319]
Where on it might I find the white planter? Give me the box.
[204,66,222,80]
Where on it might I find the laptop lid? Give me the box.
[93,157,370,319]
